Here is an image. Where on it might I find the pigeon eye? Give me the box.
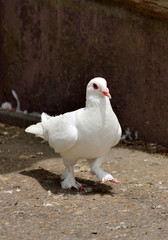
[93,83,99,90]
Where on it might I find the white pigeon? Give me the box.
[25,77,122,189]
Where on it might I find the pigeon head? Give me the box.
[86,77,111,100]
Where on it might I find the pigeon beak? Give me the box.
[101,88,111,99]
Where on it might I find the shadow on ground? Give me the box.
[0,124,58,174]
[20,168,115,196]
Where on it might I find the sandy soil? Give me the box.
[0,123,168,240]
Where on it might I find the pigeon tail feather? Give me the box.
[25,112,50,140]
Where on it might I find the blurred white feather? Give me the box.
[1,102,12,110]
[12,89,21,112]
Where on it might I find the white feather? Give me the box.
[12,89,21,112]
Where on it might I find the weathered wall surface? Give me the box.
[0,0,168,145]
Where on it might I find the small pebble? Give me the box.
[16,188,21,192]
[43,203,53,207]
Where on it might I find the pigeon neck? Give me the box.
[86,95,109,109]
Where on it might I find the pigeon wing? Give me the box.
[47,116,78,153]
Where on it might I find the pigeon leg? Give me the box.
[61,166,77,189]
[61,167,69,180]
[61,166,85,189]
[90,157,120,184]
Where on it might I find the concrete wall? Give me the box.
[0,0,168,146]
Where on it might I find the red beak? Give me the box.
[101,88,111,99]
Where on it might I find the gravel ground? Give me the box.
[0,123,168,240]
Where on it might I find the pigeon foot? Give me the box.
[61,166,87,190]
[96,174,120,184]
[61,177,76,189]
[61,178,86,190]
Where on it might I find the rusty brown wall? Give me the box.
[0,0,168,145]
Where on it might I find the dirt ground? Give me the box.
[0,123,168,240]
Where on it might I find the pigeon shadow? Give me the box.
[20,168,115,196]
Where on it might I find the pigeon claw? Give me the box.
[109,179,120,184]
[95,181,101,184]
[68,186,84,190]
[76,181,87,190]
[65,182,87,190]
